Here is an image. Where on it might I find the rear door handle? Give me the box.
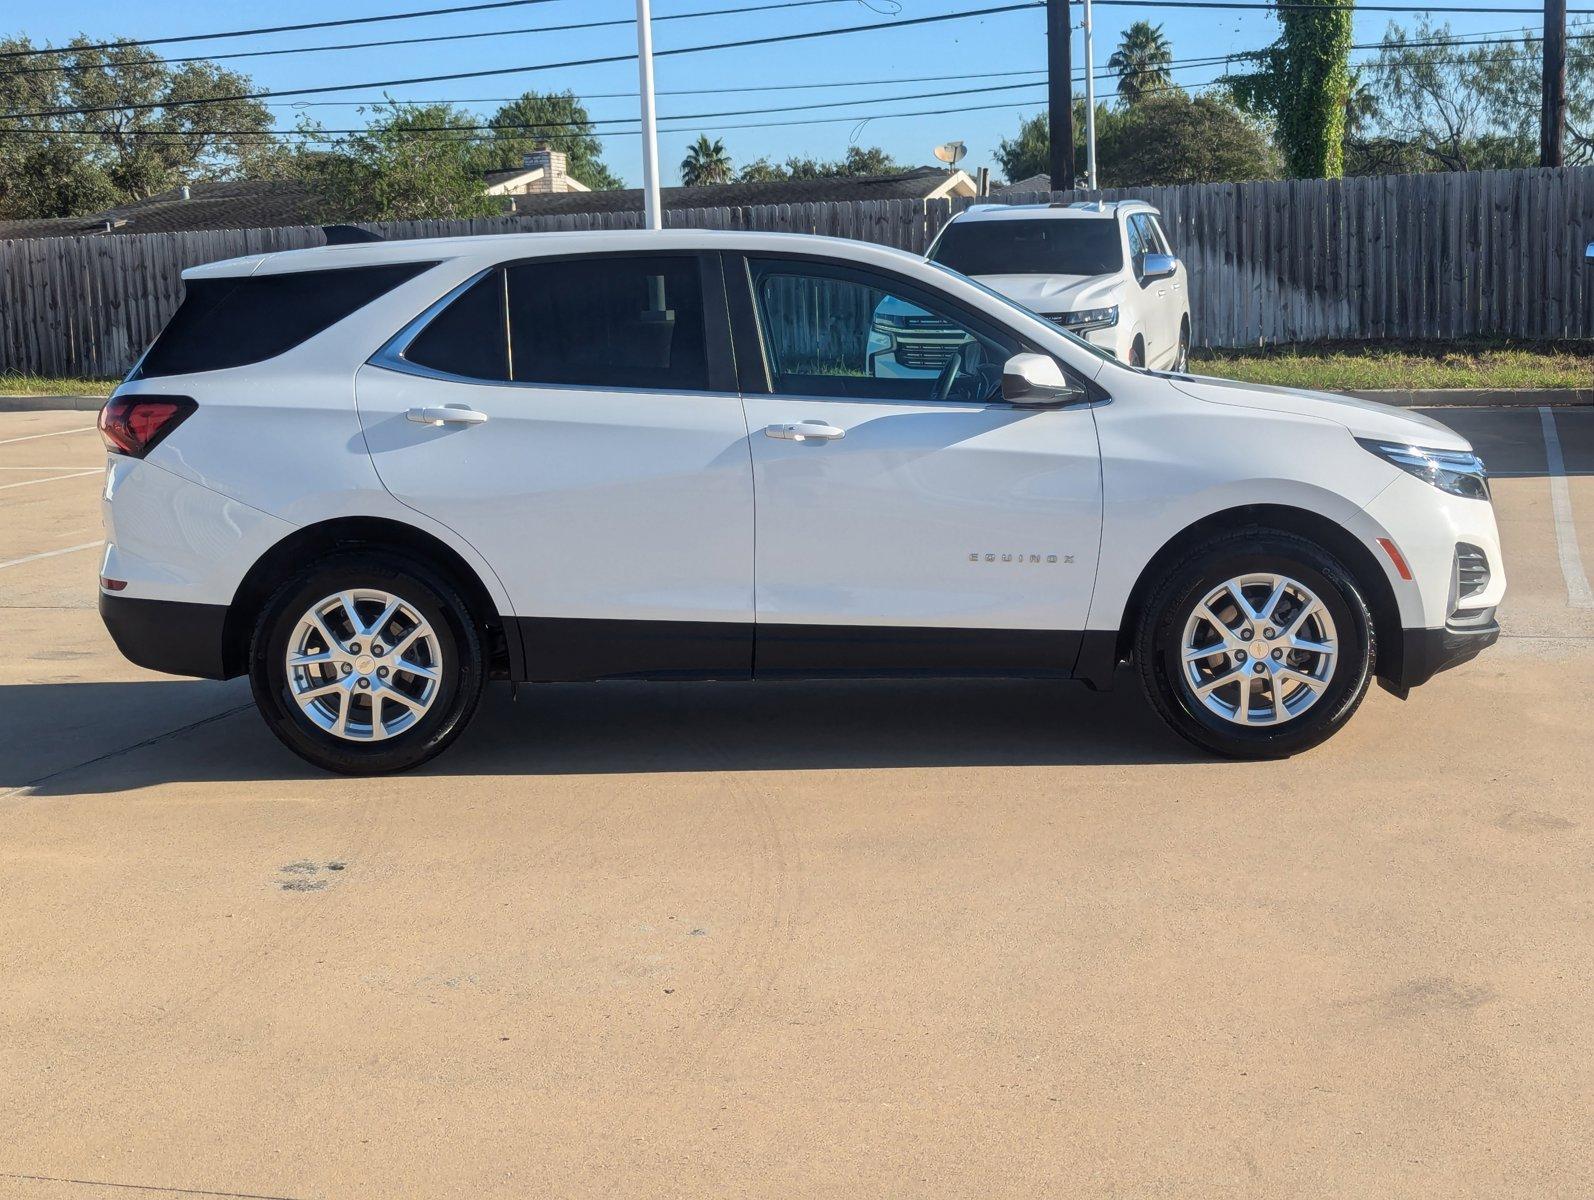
[765,421,845,443]
[407,405,489,426]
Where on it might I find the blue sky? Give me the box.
[9,0,1544,185]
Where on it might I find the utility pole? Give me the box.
[636,0,663,229]
[1046,0,1076,193]
[1541,0,1567,167]
[1081,0,1097,191]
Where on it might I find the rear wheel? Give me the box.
[1134,530,1375,758]
[249,552,485,774]
[1173,320,1190,372]
[1129,336,1146,368]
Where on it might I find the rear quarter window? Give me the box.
[134,261,434,378]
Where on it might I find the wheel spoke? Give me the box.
[295,679,344,701]
[1285,601,1319,639]
[1271,673,1288,722]
[377,685,426,714]
[1258,578,1288,621]
[396,657,438,680]
[1234,674,1254,722]
[368,693,388,740]
[329,689,350,737]
[1290,636,1335,657]
[1278,666,1329,692]
[288,650,336,669]
[1183,641,1228,663]
[308,610,343,653]
[338,592,362,638]
[367,598,401,641]
[1194,665,1246,698]
[1227,581,1258,622]
[1196,603,1241,646]
[388,625,425,660]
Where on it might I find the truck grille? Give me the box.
[896,341,960,370]
[1456,543,1490,599]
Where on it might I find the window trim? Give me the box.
[723,249,1058,404]
[368,249,737,394]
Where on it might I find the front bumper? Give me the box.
[100,590,233,680]
[1379,613,1501,697]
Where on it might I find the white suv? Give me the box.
[98,230,1502,774]
[926,200,1190,370]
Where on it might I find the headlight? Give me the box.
[1356,438,1489,500]
[1051,306,1119,332]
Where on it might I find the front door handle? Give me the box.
[407,405,489,427]
[765,420,845,443]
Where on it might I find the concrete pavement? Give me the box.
[1,407,1592,1199]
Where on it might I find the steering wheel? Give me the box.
[933,349,961,400]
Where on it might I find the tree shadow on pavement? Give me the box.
[3,672,1199,796]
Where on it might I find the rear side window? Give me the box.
[403,270,510,381]
[135,262,433,379]
[506,255,708,391]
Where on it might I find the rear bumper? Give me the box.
[1379,614,1500,696]
[100,591,234,680]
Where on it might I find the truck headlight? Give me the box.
[1052,306,1118,333]
[1356,438,1490,500]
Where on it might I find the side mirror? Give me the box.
[1001,353,1087,407]
[1142,252,1178,281]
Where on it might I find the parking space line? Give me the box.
[1539,406,1594,609]
[0,469,100,492]
[0,541,99,571]
[0,425,97,445]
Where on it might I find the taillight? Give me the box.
[98,394,196,457]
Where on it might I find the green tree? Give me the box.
[1227,0,1353,177]
[1096,92,1279,185]
[485,90,622,190]
[298,101,502,222]
[993,102,1121,184]
[735,145,904,182]
[1107,22,1174,104]
[680,134,732,185]
[0,35,280,220]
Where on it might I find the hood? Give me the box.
[969,272,1120,316]
[1169,373,1472,450]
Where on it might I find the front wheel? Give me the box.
[249,552,486,774]
[1134,530,1375,758]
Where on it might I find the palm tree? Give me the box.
[1108,22,1174,104]
[1342,69,1379,141]
[680,135,732,186]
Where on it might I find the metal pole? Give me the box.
[1046,0,1076,193]
[1082,0,1097,191]
[636,0,663,230]
[1541,0,1566,167]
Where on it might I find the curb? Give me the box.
[1345,388,1594,408]
[0,395,105,412]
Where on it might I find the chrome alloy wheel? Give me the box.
[1179,573,1338,726]
[285,589,442,742]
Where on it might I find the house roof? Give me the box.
[509,167,975,216]
[0,179,320,241]
[993,174,1054,194]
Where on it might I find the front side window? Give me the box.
[749,259,1015,402]
[928,218,1123,277]
[506,255,708,390]
[1126,216,1151,277]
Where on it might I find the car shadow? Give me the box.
[4,672,1201,795]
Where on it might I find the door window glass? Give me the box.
[1126,217,1150,277]
[1145,215,1172,254]
[403,269,511,381]
[748,260,1014,402]
[505,255,708,390]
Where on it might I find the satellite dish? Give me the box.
[934,140,967,167]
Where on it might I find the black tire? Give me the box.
[1173,320,1190,373]
[1130,336,1146,368]
[249,551,486,774]
[1133,529,1375,759]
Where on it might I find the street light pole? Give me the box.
[1082,0,1097,191]
[636,0,663,230]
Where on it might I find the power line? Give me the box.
[4,0,864,78]
[0,0,579,60]
[0,1,1046,121]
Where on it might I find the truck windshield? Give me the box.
[929,218,1123,277]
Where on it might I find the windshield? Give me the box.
[929,217,1124,277]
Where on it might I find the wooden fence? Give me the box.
[3,166,1592,377]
